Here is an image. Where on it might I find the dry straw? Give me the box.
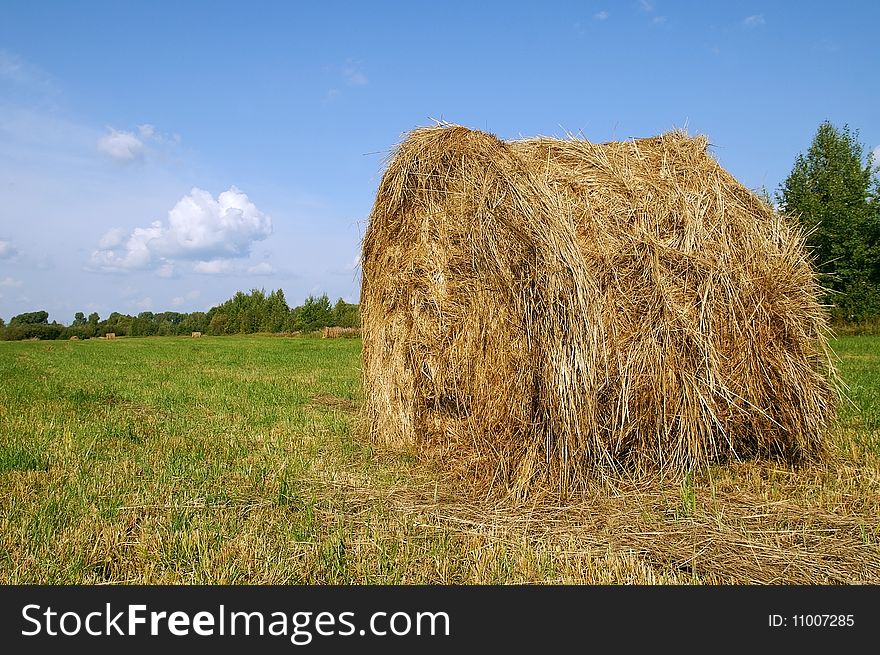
[361,124,837,496]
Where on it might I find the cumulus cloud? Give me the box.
[98,227,127,249]
[743,14,765,28]
[192,259,236,275]
[96,123,178,163]
[90,186,272,273]
[0,238,18,259]
[0,276,23,287]
[639,0,654,12]
[594,10,609,21]
[97,128,145,162]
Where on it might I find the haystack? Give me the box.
[360,124,836,495]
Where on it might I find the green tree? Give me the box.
[3,311,62,340]
[779,121,880,321]
[72,312,86,327]
[10,310,49,325]
[331,298,360,328]
[263,289,290,332]
[87,312,100,338]
[99,312,133,336]
[180,312,209,335]
[208,312,227,336]
[293,294,333,332]
[131,312,158,337]
[154,311,185,336]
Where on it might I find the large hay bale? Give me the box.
[360,124,836,495]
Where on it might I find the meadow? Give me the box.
[0,335,878,584]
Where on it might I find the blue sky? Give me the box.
[1,0,878,322]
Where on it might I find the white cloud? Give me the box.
[91,222,162,269]
[594,10,609,21]
[0,276,23,287]
[96,123,177,163]
[743,14,765,28]
[0,239,18,259]
[98,227,127,249]
[653,16,667,24]
[157,261,176,278]
[639,0,654,12]
[192,259,274,276]
[193,259,236,275]
[247,262,273,275]
[90,186,272,273]
[141,123,180,145]
[97,128,145,162]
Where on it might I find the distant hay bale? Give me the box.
[361,124,837,495]
[69,335,79,341]
[105,333,116,340]
[322,326,361,338]
[191,331,202,338]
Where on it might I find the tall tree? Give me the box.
[332,298,360,328]
[293,294,333,332]
[263,289,290,332]
[10,310,49,325]
[779,121,880,321]
[87,312,100,338]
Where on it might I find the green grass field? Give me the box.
[1,335,878,584]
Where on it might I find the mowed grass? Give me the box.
[1,335,878,584]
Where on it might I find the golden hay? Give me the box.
[322,326,362,338]
[360,124,837,496]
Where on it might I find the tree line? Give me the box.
[0,290,360,341]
